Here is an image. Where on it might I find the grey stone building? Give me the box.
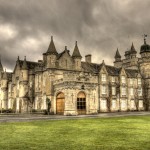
[0,36,149,115]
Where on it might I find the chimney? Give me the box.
[85,54,92,63]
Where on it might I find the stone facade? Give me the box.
[0,36,149,115]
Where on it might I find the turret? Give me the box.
[0,56,3,72]
[72,41,82,70]
[46,36,58,68]
[114,48,122,68]
[140,35,150,59]
[1,69,8,88]
[1,69,8,109]
[0,56,4,79]
[130,42,137,58]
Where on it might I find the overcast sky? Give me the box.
[0,0,150,71]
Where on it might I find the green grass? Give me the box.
[0,116,150,150]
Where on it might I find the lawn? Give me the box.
[0,116,150,150]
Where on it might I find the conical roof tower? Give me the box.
[47,36,58,55]
[0,56,3,72]
[72,41,82,58]
[114,48,121,59]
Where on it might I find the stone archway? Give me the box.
[56,92,65,115]
[77,92,86,115]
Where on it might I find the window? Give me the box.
[138,78,141,85]
[112,76,115,82]
[112,100,116,109]
[139,101,143,108]
[8,84,11,92]
[130,79,133,85]
[131,100,134,108]
[101,100,107,109]
[43,76,45,87]
[121,100,126,109]
[138,88,142,96]
[17,80,19,90]
[121,76,126,84]
[101,74,106,82]
[102,85,107,94]
[122,87,126,96]
[112,87,116,95]
[130,88,134,96]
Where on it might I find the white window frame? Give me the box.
[138,88,142,96]
[121,100,126,109]
[138,78,141,85]
[130,78,133,85]
[102,85,107,94]
[130,88,134,96]
[112,76,115,82]
[101,99,107,109]
[122,87,126,96]
[101,74,106,82]
[112,87,116,95]
[121,76,126,84]
[112,100,116,109]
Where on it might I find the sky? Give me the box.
[0,0,150,71]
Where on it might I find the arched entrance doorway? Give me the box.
[56,92,65,115]
[77,92,86,115]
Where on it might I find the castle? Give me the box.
[0,36,149,115]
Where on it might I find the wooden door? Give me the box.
[56,93,65,115]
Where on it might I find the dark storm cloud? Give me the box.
[0,0,150,71]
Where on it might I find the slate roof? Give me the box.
[0,58,3,72]
[81,61,139,78]
[72,41,82,58]
[81,62,100,73]
[46,36,58,55]
[125,69,139,78]
[130,43,137,54]
[115,48,121,58]
[105,65,120,76]
[19,60,41,70]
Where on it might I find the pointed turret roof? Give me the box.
[115,48,121,59]
[16,56,21,68]
[22,56,28,70]
[47,36,58,55]
[130,42,137,53]
[72,41,82,58]
[0,56,3,72]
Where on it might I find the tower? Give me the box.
[72,41,82,70]
[139,35,150,110]
[18,56,29,112]
[1,70,8,109]
[45,36,58,68]
[114,48,122,68]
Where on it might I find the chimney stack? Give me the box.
[85,54,92,63]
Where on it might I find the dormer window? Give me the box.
[138,78,141,85]
[102,85,107,94]
[101,74,106,82]
[121,76,126,84]
[130,88,134,96]
[112,76,115,82]
[122,87,126,96]
[130,79,133,85]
